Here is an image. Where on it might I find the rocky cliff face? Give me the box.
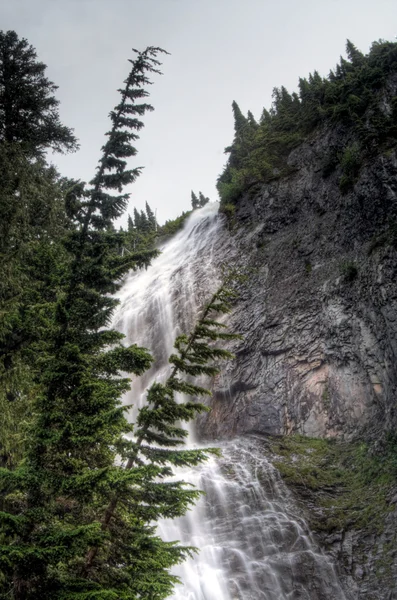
[194,126,397,599]
[199,127,397,444]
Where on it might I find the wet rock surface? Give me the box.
[193,129,397,598]
[198,133,397,443]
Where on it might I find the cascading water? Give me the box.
[113,204,349,600]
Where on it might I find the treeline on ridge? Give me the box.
[218,39,397,205]
[121,189,211,252]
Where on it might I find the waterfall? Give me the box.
[113,204,349,600]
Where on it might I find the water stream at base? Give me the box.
[113,204,348,600]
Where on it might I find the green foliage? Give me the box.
[339,260,358,282]
[0,30,78,155]
[338,142,361,193]
[219,203,236,229]
[122,204,191,254]
[0,31,79,456]
[123,187,210,255]
[217,167,249,205]
[0,40,238,600]
[217,96,302,205]
[145,201,157,230]
[157,211,191,238]
[271,434,397,534]
[0,152,74,468]
[191,190,199,210]
[191,190,210,210]
[198,191,210,207]
[122,201,159,254]
[0,46,167,599]
[217,38,397,205]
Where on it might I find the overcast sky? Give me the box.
[1,0,396,224]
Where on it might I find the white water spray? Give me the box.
[113,204,349,599]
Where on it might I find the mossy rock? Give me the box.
[268,434,397,535]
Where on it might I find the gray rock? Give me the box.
[198,134,397,446]
[195,123,397,599]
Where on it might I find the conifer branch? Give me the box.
[83,280,240,574]
[71,46,168,246]
[57,47,167,348]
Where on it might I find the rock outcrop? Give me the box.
[194,126,397,599]
[199,128,397,444]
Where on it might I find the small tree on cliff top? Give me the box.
[191,190,199,210]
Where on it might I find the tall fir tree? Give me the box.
[247,110,259,129]
[345,39,365,68]
[0,33,78,469]
[0,30,78,155]
[0,151,71,468]
[0,44,238,600]
[127,213,134,232]
[231,100,248,135]
[133,206,141,230]
[0,46,162,600]
[139,209,150,233]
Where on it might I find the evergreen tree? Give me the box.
[0,46,171,600]
[145,201,157,230]
[191,190,199,210]
[247,110,259,129]
[157,211,191,238]
[139,209,150,233]
[217,101,262,204]
[0,30,78,154]
[270,86,301,132]
[133,206,141,230]
[218,38,397,206]
[127,213,134,232]
[259,108,272,126]
[231,100,248,135]
[0,42,237,600]
[0,30,79,434]
[0,150,73,469]
[198,191,210,207]
[345,39,365,67]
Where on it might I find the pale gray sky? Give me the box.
[1,0,396,224]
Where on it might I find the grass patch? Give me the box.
[269,434,397,534]
[219,202,236,230]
